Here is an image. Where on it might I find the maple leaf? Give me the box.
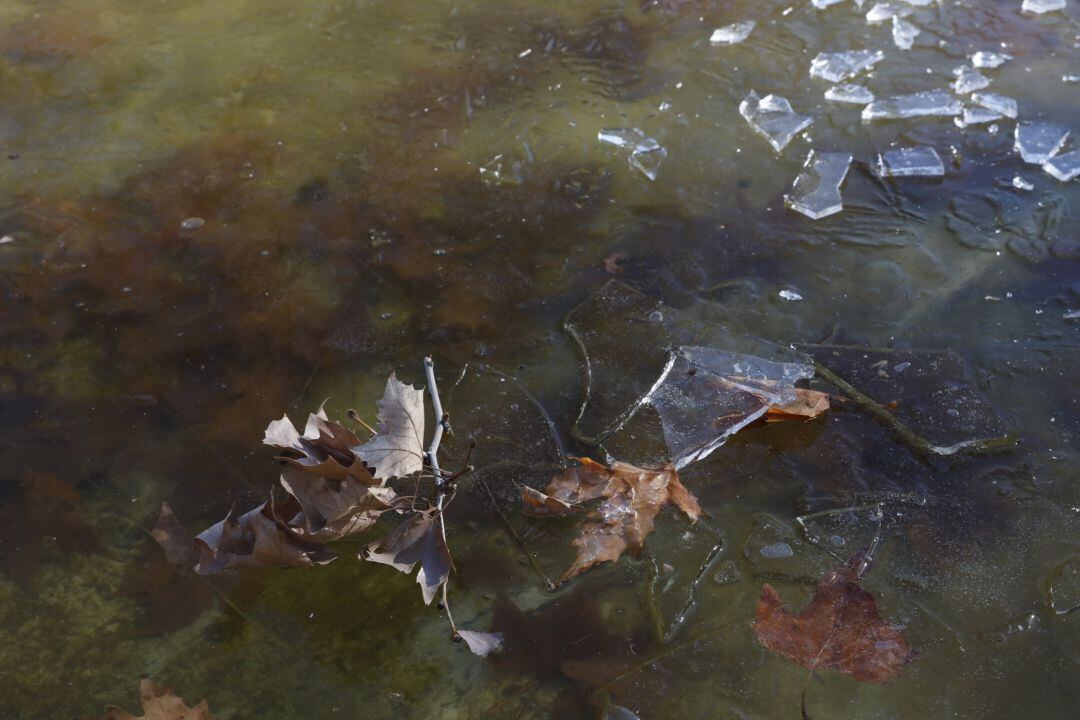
[523,458,702,582]
[361,509,452,605]
[263,405,375,484]
[85,679,212,720]
[753,551,916,684]
[191,496,336,574]
[353,374,426,481]
[276,466,401,542]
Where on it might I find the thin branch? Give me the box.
[424,356,449,492]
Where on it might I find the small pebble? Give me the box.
[181,217,205,231]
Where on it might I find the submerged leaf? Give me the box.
[193,497,336,574]
[353,374,426,480]
[534,458,701,582]
[362,509,452,604]
[150,502,196,567]
[753,552,916,683]
[764,386,831,422]
[456,629,505,657]
[85,679,213,720]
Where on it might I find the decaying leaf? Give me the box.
[764,386,831,423]
[526,458,702,582]
[353,374,426,481]
[753,552,916,683]
[276,466,400,542]
[456,629,505,657]
[520,486,581,516]
[264,405,375,484]
[362,509,452,604]
[150,502,196,567]
[193,496,336,575]
[85,678,213,720]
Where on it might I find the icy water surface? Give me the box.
[1,0,1079,718]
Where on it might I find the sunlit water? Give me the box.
[1,0,1078,718]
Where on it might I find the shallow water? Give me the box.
[1,0,1079,718]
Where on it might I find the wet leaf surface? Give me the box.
[84,679,213,720]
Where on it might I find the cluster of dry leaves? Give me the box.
[152,372,501,656]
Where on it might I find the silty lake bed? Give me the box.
[0,0,1078,717]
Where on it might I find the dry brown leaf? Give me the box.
[362,509,452,604]
[353,374,426,481]
[520,486,581,517]
[276,467,400,542]
[263,406,375,484]
[85,679,213,720]
[753,551,916,683]
[764,387,831,423]
[532,458,701,582]
[193,496,336,575]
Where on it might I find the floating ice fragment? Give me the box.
[972,51,1012,69]
[952,66,991,94]
[971,92,1018,119]
[738,91,814,153]
[598,128,667,180]
[811,0,847,8]
[778,289,804,301]
[785,150,853,220]
[1022,0,1066,14]
[1014,122,1070,164]
[1065,75,1080,83]
[1012,175,1034,191]
[955,107,1004,128]
[892,17,920,50]
[862,90,962,120]
[825,84,875,104]
[1044,150,1080,182]
[710,21,756,45]
[810,50,885,82]
[866,2,912,23]
[875,146,945,177]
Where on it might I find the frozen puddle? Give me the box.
[598,128,668,181]
[1014,122,1070,164]
[1044,151,1080,182]
[710,21,755,45]
[739,91,813,152]
[863,90,962,120]
[785,150,853,220]
[810,50,885,83]
[876,146,945,177]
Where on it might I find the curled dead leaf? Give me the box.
[276,466,400,542]
[362,509,452,604]
[263,405,375,484]
[84,678,212,720]
[764,387,831,423]
[531,458,702,582]
[753,551,916,683]
[520,486,582,516]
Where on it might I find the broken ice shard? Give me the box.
[738,91,813,153]
[648,348,816,469]
[785,150,853,220]
[598,128,668,181]
[955,107,1004,128]
[825,84,875,104]
[971,51,1012,69]
[1022,0,1066,14]
[810,50,885,83]
[892,17,920,50]
[811,0,846,8]
[971,92,1017,119]
[862,90,962,120]
[1012,175,1034,191]
[1014,122,1070,164]
[875,146,945,177]
[952,66,991,94]
[710,21,755,45]
[866,2,912,23]
[1044,151,1080,182]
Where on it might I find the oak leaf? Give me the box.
[85,678,212,720]
[753,552,916,683]
[361,509,452,604]
[353,374,426,481]
[524,458,702,582]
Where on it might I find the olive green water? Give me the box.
[1,0,1079,718]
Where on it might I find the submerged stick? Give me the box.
[812,362,1016,460]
